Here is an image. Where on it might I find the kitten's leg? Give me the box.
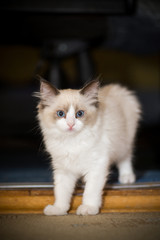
[44,170,77,216]
[118,155,136,184]
[76,166,108,216]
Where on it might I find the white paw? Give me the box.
[119,173,136,184]
[43,204,67,216]
[76,204,99,216]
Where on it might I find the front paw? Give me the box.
[76,204,99,216]
[43,204,67,216]
[119,173,136,184]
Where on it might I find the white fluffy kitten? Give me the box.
[36,77,141,216]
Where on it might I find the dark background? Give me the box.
[0,0,159,183]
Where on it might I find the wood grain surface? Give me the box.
[0,188,160,214]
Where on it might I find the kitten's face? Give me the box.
[54,104,84,133]
[37,78,99,134]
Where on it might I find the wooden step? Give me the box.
[0,184,160,214]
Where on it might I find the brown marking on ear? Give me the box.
[35,75,60,108]
[80,80,99,96]
[36,75,60,96]
[80,80,100,107]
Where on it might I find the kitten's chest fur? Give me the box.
[45,126,106,174]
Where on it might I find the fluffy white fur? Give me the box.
[36,77,141,216]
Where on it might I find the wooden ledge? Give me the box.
[0,186,160,214]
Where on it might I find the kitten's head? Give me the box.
[36,76,99,134]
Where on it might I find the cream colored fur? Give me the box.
[37,78,141,216]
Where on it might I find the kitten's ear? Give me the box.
[80,79,99,107]
[35,75,60,106]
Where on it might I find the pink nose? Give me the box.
[67,123,75,129]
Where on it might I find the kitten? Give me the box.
[36,76,141,216]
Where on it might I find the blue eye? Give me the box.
[76,110,84,118]
[57,110,65,118]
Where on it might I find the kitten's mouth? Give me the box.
[68,127,74,132]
